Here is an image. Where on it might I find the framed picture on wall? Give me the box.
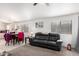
[35,21,43,28]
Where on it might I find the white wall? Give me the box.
[0,22,6,30]
[9,13,79,48]
[0,22,7,39]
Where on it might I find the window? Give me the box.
[51,20,72,34]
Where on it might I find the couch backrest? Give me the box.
[48,33,60,42]
[35,32,60,41]
[35,32,49,40]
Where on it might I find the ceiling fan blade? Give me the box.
[33,3,38,6]
[33,3,50,6]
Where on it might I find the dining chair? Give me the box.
[17,32,24,44]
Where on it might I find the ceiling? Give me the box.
[0,3,79,23]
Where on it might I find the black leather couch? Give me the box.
[29,32,63,51]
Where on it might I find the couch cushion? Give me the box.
[33,39,57,46]
[33,39,48,44]
[47,41,57,46]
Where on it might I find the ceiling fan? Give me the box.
[33,3,50,6]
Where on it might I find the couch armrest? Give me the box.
[56,40,63,46]
[57,40,63,42]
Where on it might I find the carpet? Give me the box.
[9,44,79,56]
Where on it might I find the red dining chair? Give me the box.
[17,32,24,44]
